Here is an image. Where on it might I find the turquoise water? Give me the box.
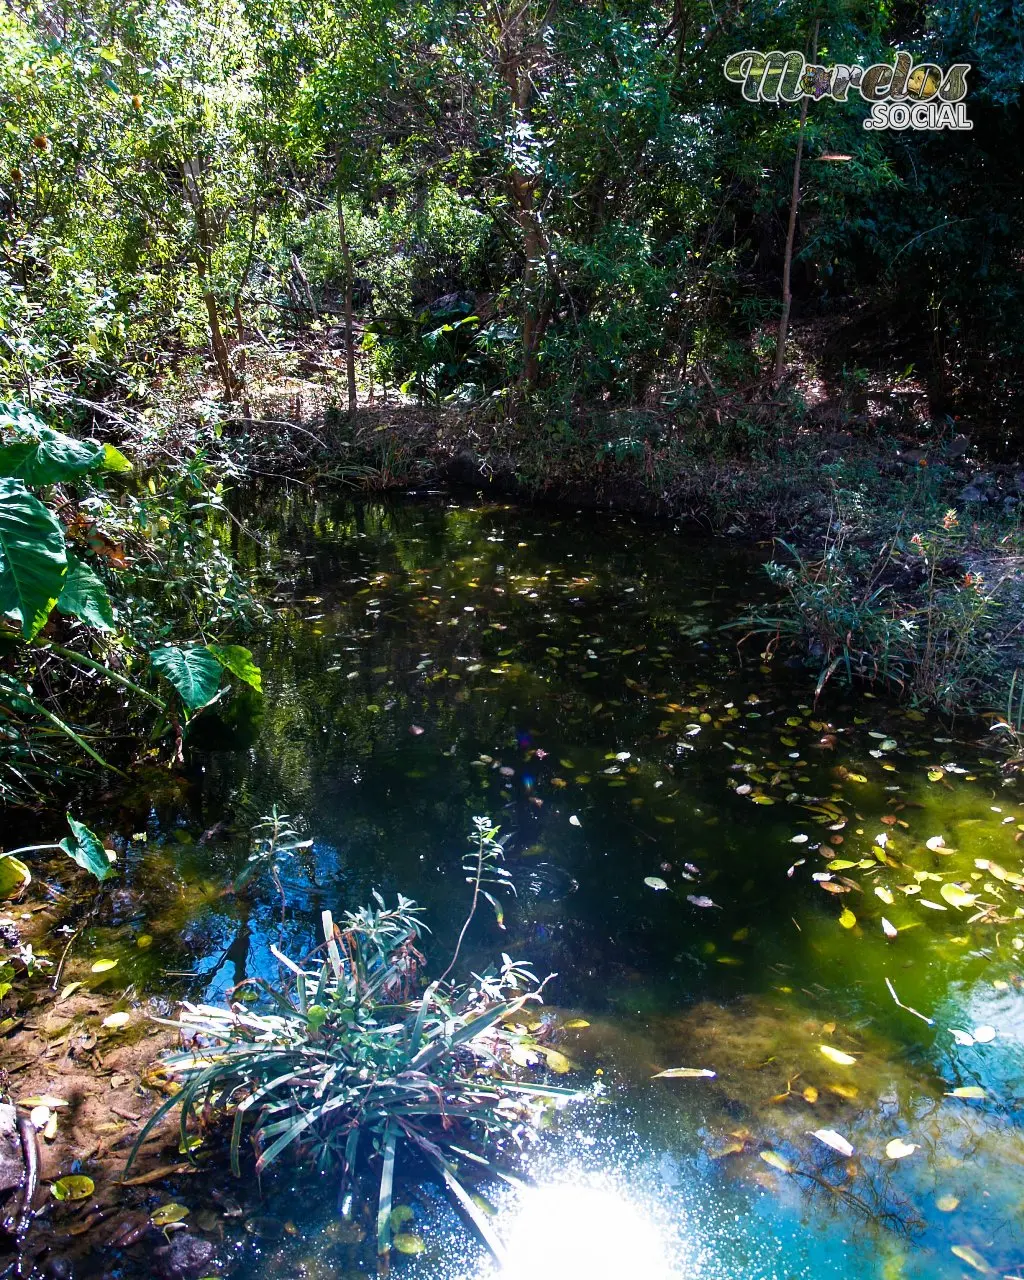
[51,496,1024,1280]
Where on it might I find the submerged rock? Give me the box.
[154,1234,216,1280]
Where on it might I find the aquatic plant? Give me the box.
[130,820,577,1266]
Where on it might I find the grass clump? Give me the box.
[129,818,579,1267]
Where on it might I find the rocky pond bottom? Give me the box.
[3,494,1023,1280]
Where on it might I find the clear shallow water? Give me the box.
[49,496,1024,1280]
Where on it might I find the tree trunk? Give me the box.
[774,19,819,386]
[335,166,358,416]
[197,262,235,401]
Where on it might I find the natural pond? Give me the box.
[13,494,1024,1280]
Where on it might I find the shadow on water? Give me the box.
[36,494,1024,1279]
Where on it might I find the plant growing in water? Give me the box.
[130,818,578,1268]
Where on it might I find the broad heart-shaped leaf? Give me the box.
[151,645,223,710]
[56,556,114,630]
[59,815,115,882]
[0,854,31,899]
[205,643,262,692]
[0,478,67,638]
[0,426,105,486]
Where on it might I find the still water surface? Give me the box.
[70,497,1024,1280]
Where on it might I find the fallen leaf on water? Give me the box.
[644,877,669,891]
[102,1011,130,1029]
[150,1203,189,1226]
[882,918,898,939]
[919,899,947,911]
[790,835,809,844]
[394,1234,426,1256]
[652,1067,716,1079]
[759,1150,793,1173]
[802,1086,818,1103]
[538,1048,571,1074]
[58,982,84,1002]
[819,1045,857,1066]
[885,1138,919,1159]
[927,770,944,782]
[90,959,118,973]
[839,908,856,929]
[926,836,956,853]
[20,1095,68,1109]
[686,895,718,909]
[945,1086,985,1099]
[119,1164,194,1187]
[950,1245,991,1274]
[827,1083,859,1100]
[939,882,976,909]
[29,1105,49,1129]
[950,1029,975,1047]
[972,1025,996,1044]
[935,1194,960,1212]
[52,1176,95,1202]
[564,1019,590,1028]
[810,1129,854,1157]
[569,815,581,828]
[874,887,894,905]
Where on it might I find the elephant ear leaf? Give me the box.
[57,556,115,631]
[59,815,116,882]
[205,643,262,692]
[150,645,223,710]
[0,426,108,486]
[0,478,68,639]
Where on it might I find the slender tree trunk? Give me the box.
[774,19,819,386]
[335,159,358,416]
[196,261,235,401]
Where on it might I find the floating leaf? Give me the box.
[538,1048,571,1074]
[20,1095,68,1109]
[568,815,581,827]
[652,1067,716,1079]
[102,1011,130,1029]
[935,1195,960,1213]
[839,908,856,929]
[810,1129,853,1157]
[945,1086,985,1099]
[881,918,898,939]
[950,1245,990,1273]
[802,1086,818,1103]
[58,981,83,1002]
[885,1139,919,1160]
[686,895,718,909]
[643,877,668,891]
[819,1045,857,1066]
[972,1025,996,1044]
[52,1176,95,1201]
[950,1029,974,1046]
[827,1083,859,1100]
[919,899,947,911]
[564,1019,590,1029]
[874,887,894,905]
[393,1233,426,1256]
[939,882,976,909]
[151,1203,190,1226]
[759,1150,793,1173]
[926,836,956,853]
[90,958,117,973]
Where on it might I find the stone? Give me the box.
[154,1234,216,1280]
[958,485,986,504]
[0,1103,24,1195]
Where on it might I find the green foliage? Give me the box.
[130,819,576,1260]
[150,645,224,711]
[59,814,116,881]
[0,478,68,639]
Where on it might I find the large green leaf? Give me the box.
[0,855,31,900]
[59,815,115,882]
[206,643,262,692]
[0,426,106,486]
[151,645,223,709]
[0,478,68,639]
[56,556,115,631]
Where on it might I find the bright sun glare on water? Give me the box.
[494,1179,680,1280]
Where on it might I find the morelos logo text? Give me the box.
[723,50,971,131]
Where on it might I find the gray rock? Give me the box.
[958,485,986,504]
[945,433,971,457]
[154,1234,216,1280]
[0,1103,24,1195]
